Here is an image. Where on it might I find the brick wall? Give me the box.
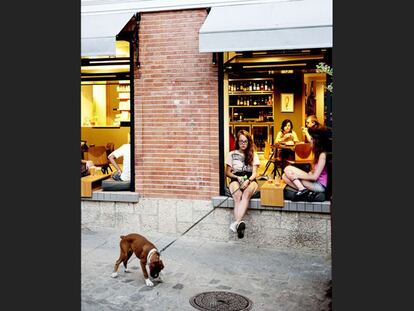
[134,9,219,199]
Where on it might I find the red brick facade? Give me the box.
[134,9,220,200]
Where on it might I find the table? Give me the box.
[276,143,296,163]
[263,143,297,177]
[260,180,287,207]
[274,142,296,151]
[81,173,111,197]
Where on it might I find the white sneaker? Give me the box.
[229,221,237,233]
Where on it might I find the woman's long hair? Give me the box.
[309,127,331,164]
[235,130,256,166]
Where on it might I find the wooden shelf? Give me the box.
[228,78,275,151]
[230,105,272,108]
[230,121,273,125]
[229,91,273,95]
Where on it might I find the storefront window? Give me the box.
[81,40,131,128]
[80,40,133,195]
[81,81,130,127]
[222,49,332,193]
[224,49,330,155]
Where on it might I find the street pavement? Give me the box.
[81,226,332,311]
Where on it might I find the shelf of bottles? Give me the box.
[228,78,274,123]
[228,79,273,93]
[115,82,130,124]
[228,78,275,152]
[231,95,273,107]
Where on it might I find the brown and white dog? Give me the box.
[111,233,164,287]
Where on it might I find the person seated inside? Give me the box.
[282,127,330,201]
[108,143,131,182]
[275,119,300,145]
[274,119,299,164]
[302,114,320,143]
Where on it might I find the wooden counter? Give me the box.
[81,173,111,197]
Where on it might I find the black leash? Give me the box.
[159,185,244,253]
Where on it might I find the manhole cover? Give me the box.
[189,291,252,311]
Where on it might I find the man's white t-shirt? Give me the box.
[109,144,130,181]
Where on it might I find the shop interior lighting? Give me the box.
[234,55,324,63]
[243,63,307,69]
[81,65,130,73]
[89,59,129,65]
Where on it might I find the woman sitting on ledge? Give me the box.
[225,130,260,239]
[282,127,330,201]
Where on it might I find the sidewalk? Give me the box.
[82,226,332,311]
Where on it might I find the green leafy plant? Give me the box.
[316,62,333,93]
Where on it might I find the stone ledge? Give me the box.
[81,197,331,253]
[82,190,139,203]
[212,196,331,214]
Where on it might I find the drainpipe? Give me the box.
[218,52,225,195]
[129,12,141,192]
[134,13,141,68]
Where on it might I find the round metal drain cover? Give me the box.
[189,291,252,311]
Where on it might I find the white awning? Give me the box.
[81,11,135,57]
[199,0,332,52]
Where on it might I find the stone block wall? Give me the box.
[82,198,331,254]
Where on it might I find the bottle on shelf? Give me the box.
[267,95,273,106]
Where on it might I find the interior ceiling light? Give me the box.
[89,59,129,64]
[243,63,307,69]
[81,65,130,74]
[82,81,121,85]
[233,55,324,63]
[250,49,321,56]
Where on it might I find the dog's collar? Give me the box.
[146,248,158,264]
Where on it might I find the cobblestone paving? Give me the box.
[82,227,332,311]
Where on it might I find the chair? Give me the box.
[261,141,283,179]
[85,146,113,174]
[286,143,314,170]
[81,140,88,160]
[105,142,115,156]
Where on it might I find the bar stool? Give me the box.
[261,142,283,178]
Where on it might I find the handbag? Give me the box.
[81,161,90,177]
